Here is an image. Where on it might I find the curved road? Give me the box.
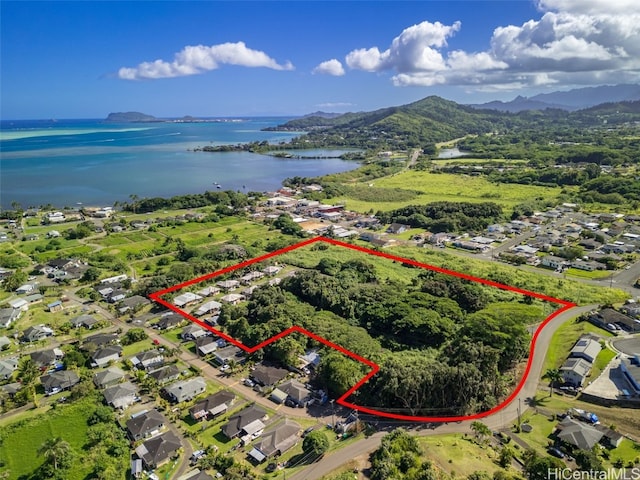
[290,303,596,480]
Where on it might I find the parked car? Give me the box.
[219,364,230,372]
[302,426,315,438]
[548,447,565,459]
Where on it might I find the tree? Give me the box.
[470,421,491,444]
[38,437,72,471]
[3,269,28,292]
[574,449,604,471]
[302,430,329,458]
[80,267,101,283]
[542,368,563,397]
[499,445,514,468]
[17,357,40,407]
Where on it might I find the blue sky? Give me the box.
[2,0,639,119]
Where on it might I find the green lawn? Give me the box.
[590,346,617,381]
[325,171,567,212]
[0,399,96,480]
[564,268,613,280]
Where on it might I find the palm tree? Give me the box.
[129,194,139,214]
[543,368,563,397]
[17,357,40,407]
[470,421,491,444]
[38,437,71,471]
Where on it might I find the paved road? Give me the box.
[289,303,595,480]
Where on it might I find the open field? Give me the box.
[418,434,503,478]
[326,171,567,213]
[0,398,96,480]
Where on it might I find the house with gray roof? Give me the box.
[131,349,164,371]
[148,364,181,385]
[118,295,150,314]
[248,419,300,462]
[251,365,289,387]
[93,366,126,389]
[135,431,182,469]
[569,336,602,364]
[213,345,243,366]
[620,357,640,394]
[90,345,122,368]
[195,336,217,357]
[30,348,64,369]
[82,332,118,350]
[188,391,235,421]
[181,324,208,341]
[154,313,184,331]
[70,314,99,329]
[22,324,53,343]
[40,370,80,395]
[0,308,21,328]
[195,301,222,317]
[164,376,206,403]
[555,417,603,450]
[560,358,592,387]
[0,358,18,380]
[222,405,267,439]
[0,336,11,351]
[278,379,312,407]
[103,381,138,409]
[126,409,166,441]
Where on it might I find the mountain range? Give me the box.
[467,84,640,112]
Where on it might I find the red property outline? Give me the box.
[149,236,577,422]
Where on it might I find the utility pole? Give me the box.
[330,399,335,428]
[517,397,522,429]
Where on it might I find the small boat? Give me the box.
[213,181,219,185]
[216,184,222,189]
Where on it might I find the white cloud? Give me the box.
[312,59,345,76]
[316,102,354,109]
[340,4,640,90]
[118,42,293,80]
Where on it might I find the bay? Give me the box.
[0,118,359,209]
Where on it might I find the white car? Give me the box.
[219,364,230,372]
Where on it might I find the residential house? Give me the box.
[242,285,259,297]
[93,366,126,389]
[196,286,220,297]
[106,290,127,303]
[70,314,99,329]
[126,409,166,441]
[177,471,215,480]
[570,260,602,272]
[22,325,54,343]
[164,376,206,403]
[30,348,64,369]
[103,381,138,409]
[131,349,164,371]
[47,300,63,312]
[298,350,321,370]
[590,309,640,333]
[148,364,181,385]
[595,425,625,448]
[82,332,118,350]
[181,324,208,341]
[216,280,240,291]
[134,431,182,469]
[8,298,29,310]
[0,358,18,381]
[248,420,301,463]
[173,292,202,308]
[263,266,282,276]
[0,382,22,398]
[213,345,243,365]
[188,391,235,421]
[119,295,151,314]
[560,358,592,387]
[278,379,312,407]
[40,370,80,395]
[0,308,21,328]
[220,294,244,305]
[569,336,602,363]
[555,417,603,450]
[251,365,289,387]
[0,336,11,351]
[386,223,410,235]
[91,345,123,368]
[154,313,184,331]
[541,255,567,269]
[195,301,222,317]
[240,271,264,284]
[195,336,218,357]
[620,357,640,394]
[15,284,35,294]
[222,405,267,439]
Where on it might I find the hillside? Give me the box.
[104,111,163,122]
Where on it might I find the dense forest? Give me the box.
[216,254,536,417]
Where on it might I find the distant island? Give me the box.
[104,111,245,123]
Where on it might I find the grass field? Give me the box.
[0,399,95,480]
[325,171,567,212]
[590,346,617,381]
[417,434,503,478]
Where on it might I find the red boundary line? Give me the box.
[149,236,577,422]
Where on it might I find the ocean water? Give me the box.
[0,118,359,209]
